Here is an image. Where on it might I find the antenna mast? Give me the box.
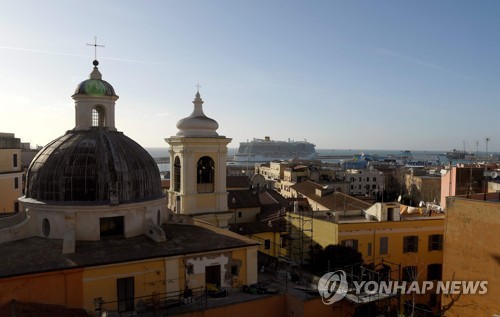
[485,137,491,161]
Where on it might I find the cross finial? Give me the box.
[195,83,202,93]
[86,36,105,61]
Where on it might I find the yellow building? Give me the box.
[441,194,500,317]
[240,181,445,311]
[0,133,23,214]
[0,218,258,314]
[230,219,288,259]
[289,202,444,309]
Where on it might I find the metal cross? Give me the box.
[195,83,202,92]
[86,36,105,60]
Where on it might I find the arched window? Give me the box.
[92,105,106,127]
[173,156,181,192]
[42,218,50,237]
[197,156,214,193]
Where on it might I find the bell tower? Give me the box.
[72,60,119,131]
[165,90,232,227]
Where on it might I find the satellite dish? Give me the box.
[419,201,425,207]
[397,195,402,202]
[440,169,447,176]
[492,172,498,179]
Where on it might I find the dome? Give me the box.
[176,92,219,137]
[25,129,162,204]
[74,78,116,97]
[73,61,117,97]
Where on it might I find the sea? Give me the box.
[146,147,492,173]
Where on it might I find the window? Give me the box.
[402,266,417,282]
[173,157,181,192]
[42,218,50,237]
[14,177,19,189]
[92,106,105,127]
[428,234,443,251]
[280,234,288,248]
[367,242,372,256]
[238,212,242,218]
[379,237,388,255]
[372,184,376,189]
[197,156,215,193]
[403,236,419,253]
[231,265,239,276]
[387,208,394,221]
[373,177,376,182]
[14,201,19,212]
[341,239,358,251]
[117,277,134,312]
[100,216,124,238]
[13,154,18,168]
[427,264,442,281]
[264,239,271,250]
[205,265,221,286]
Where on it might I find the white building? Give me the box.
[346,168,384,196]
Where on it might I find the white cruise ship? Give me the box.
[233,136,317,164]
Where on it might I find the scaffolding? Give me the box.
[341,260,402,316]
[285,200,313,265]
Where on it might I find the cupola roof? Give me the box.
[176,91,219,137]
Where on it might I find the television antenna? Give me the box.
[485,137,491,160]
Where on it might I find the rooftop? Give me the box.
[0,301,88,317]
[0,222,258,278]
[290,180,371,211]
[453,192,500,203]
[226,175,251,189]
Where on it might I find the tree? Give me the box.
[309,244,363,274]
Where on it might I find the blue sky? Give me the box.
[1,1,499,152]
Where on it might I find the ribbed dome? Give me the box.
[74,63,117,97]
[26,129,162,204]
[176,92,219,137]
[75,78,116,97]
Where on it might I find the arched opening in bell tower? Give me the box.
[197,156,214,193]
[173,156,181,192]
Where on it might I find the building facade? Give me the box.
[441,194,500,316]
[346,168,384,196]
[0,133,23,214]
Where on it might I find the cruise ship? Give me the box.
[233,136,317,163]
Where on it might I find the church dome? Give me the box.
[176,92,219,137]
[74,60,117,97]
[25,129,162,204]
